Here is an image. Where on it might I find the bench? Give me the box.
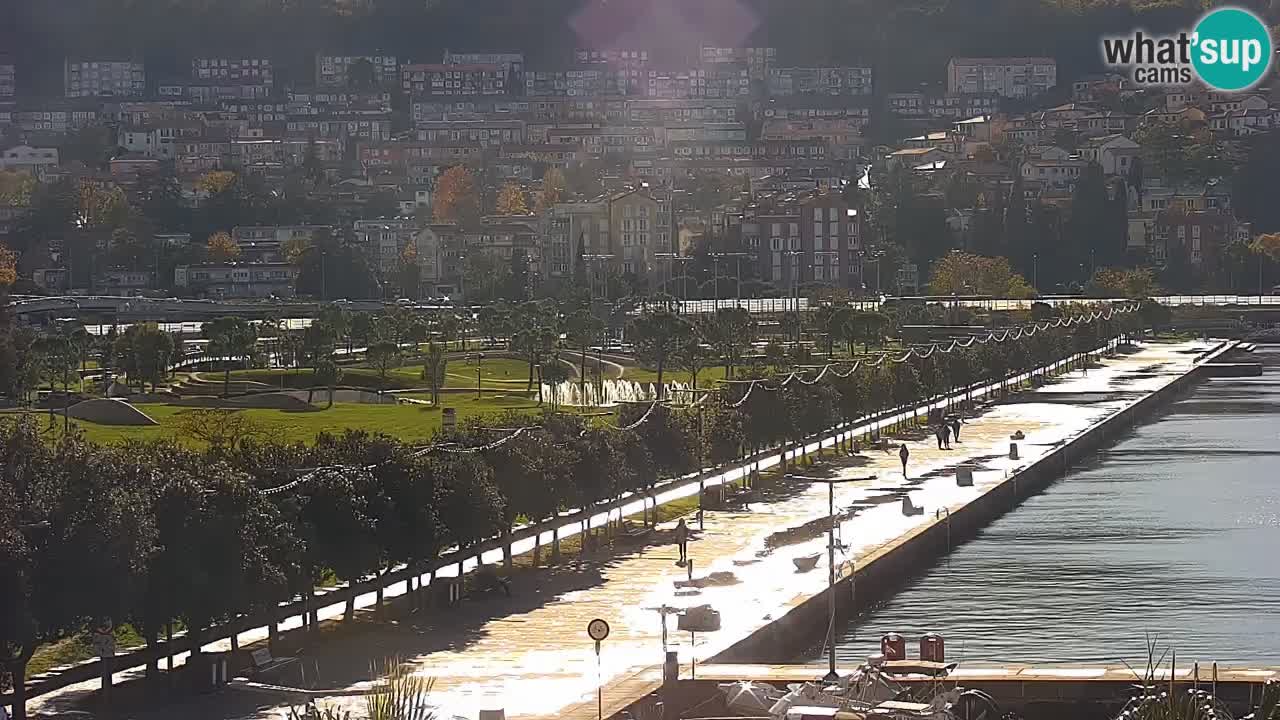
[621,522,653,544]
[249,648,298,677]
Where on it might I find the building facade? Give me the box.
[946,57,1057,99]
[65,59,145,98]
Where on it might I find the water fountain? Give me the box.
[541,378,692,407]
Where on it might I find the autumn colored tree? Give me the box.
[495,182,529,215]
[1086,267,1160,298]
[282,235,312,265]
[196,171,237,195]
[536,167,567,211]
[206,231,241,262]
[1251,233,1280,263]
[928,251,1035,298]
[0,243,16,288]
[433,165,480,227]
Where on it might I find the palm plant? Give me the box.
[365,658,436,720]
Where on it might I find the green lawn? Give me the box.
[621,365,731,386]
[45,392,552,447]
[228,357,538,392]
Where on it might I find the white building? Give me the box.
[0,145,60,178]
[766,67,874,96]
[1020,157,1087,188]
[191,57,273,86]
[64,59,145,98]
[117,126,179,159]
[175,262,298,298]
[946,57,1056,99]
[1078,134,1140,176]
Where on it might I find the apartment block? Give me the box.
[767,67,874,96]
[700,46,775,80]
[400,63,509,96]
[192,57,274,85]
[0,58,15,97]
[65,58,145,98]
[946,57,1057,99]
[316,53,398,88]
[175,262,298,298]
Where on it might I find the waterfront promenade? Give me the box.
[28,339,1218,720]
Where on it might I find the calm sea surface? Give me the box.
[829,345,1280,665]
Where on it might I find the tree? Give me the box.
[313,355,343,408]
[495,183,529,215]
[113,324,176,392]
[537,167,567,212]
[0,243,16,289]
[1086,267,1160,298]
[282,235,312,265]
[366,340,401,384]
[673,329,708,389]
[563,309,604,395]
[700,307,755,379]
[433,165,479,227]
[928,251,1035,298]
[203,317,258,397]
[175,408,270,450]
[629,310,688,399]
[421,342,447,406]
[1251,233,1280,292]
[206,231,241,262]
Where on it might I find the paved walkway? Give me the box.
[23,340,1216,720]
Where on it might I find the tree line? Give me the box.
[0,302,1141,718]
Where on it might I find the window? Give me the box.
[814,222,824,238]
[813,208,823,221]
[828,207,838,221]
[1177,226,1186,241]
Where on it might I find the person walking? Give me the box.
[935,425,945,450]
[899,444,910,478]
[941,422,952,450]
[674,518,689,565]
[950,416,963,442]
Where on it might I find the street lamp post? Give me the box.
[475,352,485,399]
[784,473,873,682]
[1033,253,1039,292]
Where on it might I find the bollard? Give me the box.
[1009,442,1019,460]
[956,467,973,487]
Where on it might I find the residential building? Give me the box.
[1071,73,1126,102]
[928,93,999,120]
[887,92,926,116]
[1210,108,1278,137]
[415,118,525,145]
[759,96,872,126]
[192,57,273,86]
[626,98,738,124]
[700,46,775,80]
[0,145,59,178]
[575,49,650,66]
[175,262,299,298]
[64,58,145,98]
[767,66,874,96]
[609,188,663,278]
[1078,134,1140,176]
[1020,157,1087,188]
[1140,106,1207,128]
[946,57,1057,99]
[644,67,749,99]
[109,155,162,184]
[541,200,608,284]
[1151,207,1234,271]
[414,223,464,296]
[443,50,524,83]
[315,53,398,88]
[400,64,509,96]
[887,147,949,172]
[800,193,862,287]
[546,126,654,156]
[1081,111,1137,137]
[232,225,331,261]
[0,58,14,97]
[354,218,416,275]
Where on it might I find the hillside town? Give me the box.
[2,43,1279,304]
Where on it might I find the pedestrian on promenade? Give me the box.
[941,422,952,449]
[934,425,945,450]
[674,518,689,565]
[899,444,910,478]
[950,416,962,442]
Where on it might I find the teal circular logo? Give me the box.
[1191,7,1272,91]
